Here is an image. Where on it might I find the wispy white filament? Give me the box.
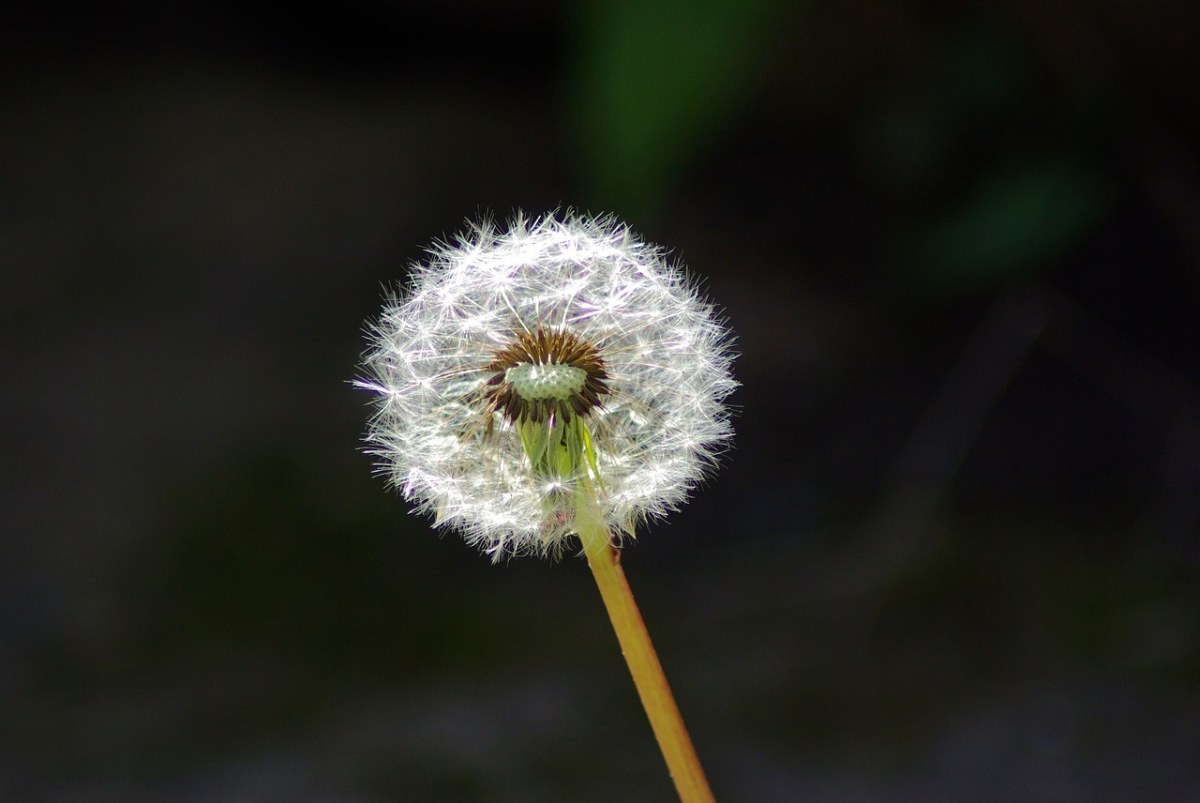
[358,211,736,558]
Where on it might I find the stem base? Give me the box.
[583,537,715,803]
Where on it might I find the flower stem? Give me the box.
[581,534,716,802]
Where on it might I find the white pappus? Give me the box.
[357,211,736,559]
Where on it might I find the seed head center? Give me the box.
[482,326,612,426]
[506,363,588,401]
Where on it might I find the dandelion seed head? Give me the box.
[358,211,736,559]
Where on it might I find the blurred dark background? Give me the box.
[2,1,1199,800]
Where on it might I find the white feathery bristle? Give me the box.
[358,211,737,558]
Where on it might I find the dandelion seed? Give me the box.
[358,211,736,560]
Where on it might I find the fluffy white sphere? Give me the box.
[358,212,736,558]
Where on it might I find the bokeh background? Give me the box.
[3,1,1199,800]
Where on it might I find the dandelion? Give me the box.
[358,211,735,802]
[359,211,735,559]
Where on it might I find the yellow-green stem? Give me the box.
[579,522,715,802]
